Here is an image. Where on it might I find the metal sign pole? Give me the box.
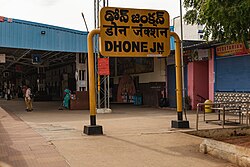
[83,29,103,135]
[170,32,190,128]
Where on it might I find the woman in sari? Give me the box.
[63,88,71,109]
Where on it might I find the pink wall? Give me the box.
[188,63,194,108]
[208,48,215,101]
[188,61,209,109]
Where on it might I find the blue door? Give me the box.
[167,65,187,108]
[216,55,250,91]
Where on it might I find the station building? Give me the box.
[0,16,174,108]
[164,18,248,110]
[0,16,88,101]
[173,41,250,110]
[3,16,247,110]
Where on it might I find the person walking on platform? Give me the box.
[5,87,11,100]
[63,88,71,109]
[25,85,33,112]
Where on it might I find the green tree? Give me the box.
[183,0,250,45]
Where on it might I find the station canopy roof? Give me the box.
[0,16,88,77]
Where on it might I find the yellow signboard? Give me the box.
[100,7,170,57]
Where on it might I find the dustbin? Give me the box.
[159,98,169,107]
[137,95,142,105]
[133,94,142,105]
[204,100,212,113]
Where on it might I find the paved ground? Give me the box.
[0,102,70,167]
[0,98,239,167]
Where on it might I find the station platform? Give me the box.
[0,99,236,167]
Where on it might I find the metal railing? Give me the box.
[196,102,250,131]
[196,94,206,103]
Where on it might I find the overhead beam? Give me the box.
[4,49,31,71]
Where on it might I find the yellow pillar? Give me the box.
[87,29,100,125]
[170,32,183,120]
[84,29,103,135]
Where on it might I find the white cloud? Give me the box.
[0,0,182,31]
[37,0,60,6]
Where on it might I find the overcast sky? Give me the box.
[1,0,183,31]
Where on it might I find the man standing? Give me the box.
[25,85,33,112]
[6,86,11,100]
